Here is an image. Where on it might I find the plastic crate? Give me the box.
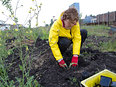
[81,69,116,87]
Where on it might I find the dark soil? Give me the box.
[6,35,116,87]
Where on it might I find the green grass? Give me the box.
[101,40,116,52]
[81,25,116,52]
[81,25,110,37]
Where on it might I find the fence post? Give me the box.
[108,12,109,26]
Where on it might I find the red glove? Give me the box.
[70,55,78,67]
[58,59,67,68]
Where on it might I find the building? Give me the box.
[0,20,5,24]
[0,20,23,30]
[83,15,97,24]
[69,3,80,14]
[0,20,10,30]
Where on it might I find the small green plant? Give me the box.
[0,0,45,86]
[100,40,116,52]
[69,77,80,86]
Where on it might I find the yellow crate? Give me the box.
[81,69,116,87]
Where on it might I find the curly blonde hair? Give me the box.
[62,7,79,22]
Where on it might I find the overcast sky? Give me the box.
[0,0,116,27]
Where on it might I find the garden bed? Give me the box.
[6,35,116,87]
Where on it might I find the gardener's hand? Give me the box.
[70,55,78,67]
[58,59,67,69]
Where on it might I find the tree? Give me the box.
[0,0,42,28]
[50,16,55,26]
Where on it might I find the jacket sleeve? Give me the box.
[72,22,81,55]
[49,22,63,61]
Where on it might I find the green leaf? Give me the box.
[26,76,34,86]
[19,65,23,71]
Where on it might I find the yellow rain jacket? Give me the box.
[49,12,81,61]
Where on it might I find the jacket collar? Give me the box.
[61,18,65,28]
[56,12,65,27]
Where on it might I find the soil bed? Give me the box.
[6,35,116,87]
